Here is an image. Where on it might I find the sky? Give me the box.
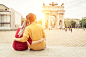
[0,0,86,20]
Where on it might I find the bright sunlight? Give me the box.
[35,12,45,21]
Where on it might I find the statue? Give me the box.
[61,3,64,6]
[49,2,58,6]
[43,3,45,6]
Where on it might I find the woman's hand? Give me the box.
[40,38,46,42]
[31,38,46,45]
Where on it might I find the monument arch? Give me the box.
[59,20,62,28]
[42,2,65,28]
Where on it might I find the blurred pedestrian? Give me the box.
[71,28,72,32]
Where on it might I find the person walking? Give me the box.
[71,28,72,32]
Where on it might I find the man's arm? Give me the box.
[13,38,21,42]
[42,27,46,38]
[14,26,30,42]
[27,38,46,45]
[31,38,46,45]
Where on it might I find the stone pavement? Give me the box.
[0,29,86,47]
[0,44,86,57]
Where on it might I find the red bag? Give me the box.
[12,28,32,51]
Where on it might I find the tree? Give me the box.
[64,19,76,28]
[64,18,71,28]
[79,20,82,28]
[70,20,76,28]
[79,19,86,28]
[21,19,25,25]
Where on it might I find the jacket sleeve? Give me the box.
[15,28,22,38]
[20,26,30,42]
[42,27,46,38]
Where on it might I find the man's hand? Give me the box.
[13,38,16,41]
[13,38,21,42]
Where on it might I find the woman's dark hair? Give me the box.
[26,20,29,26]
[26,13,36,22]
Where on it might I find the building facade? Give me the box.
[82,17,86,19]
[0,4,22,30]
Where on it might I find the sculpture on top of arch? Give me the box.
[42,2,65,29]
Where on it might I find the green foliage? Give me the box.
[79,19,86,28]
[64,19,76,28]
[64,19,71,28]
[21,19,25,25]
[79,20,82,27]
[70,20,76,28]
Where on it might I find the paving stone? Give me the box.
[0,29,86,57]
[0,44,86,57]
[0,29,86,47]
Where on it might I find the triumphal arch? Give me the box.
[42,2,65,28]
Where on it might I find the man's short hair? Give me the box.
[26,13,36,22]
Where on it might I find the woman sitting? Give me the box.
[13,13,46,51]
[13,17,45,51]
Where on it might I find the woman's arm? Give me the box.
[31,38,46,45]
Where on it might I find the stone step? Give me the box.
[0,44,86,57]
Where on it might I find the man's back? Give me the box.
[26,23,46,50]
[27,23,45,41]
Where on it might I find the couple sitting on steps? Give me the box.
[13,13,46,51]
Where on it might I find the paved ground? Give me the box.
[0,28,86,47]
[0,44,86,57]
[0,28,86,57]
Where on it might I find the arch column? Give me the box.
[42,13,45,28]
[62,13,65,28]
[48,13,51,28]
[56,13,60,28]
